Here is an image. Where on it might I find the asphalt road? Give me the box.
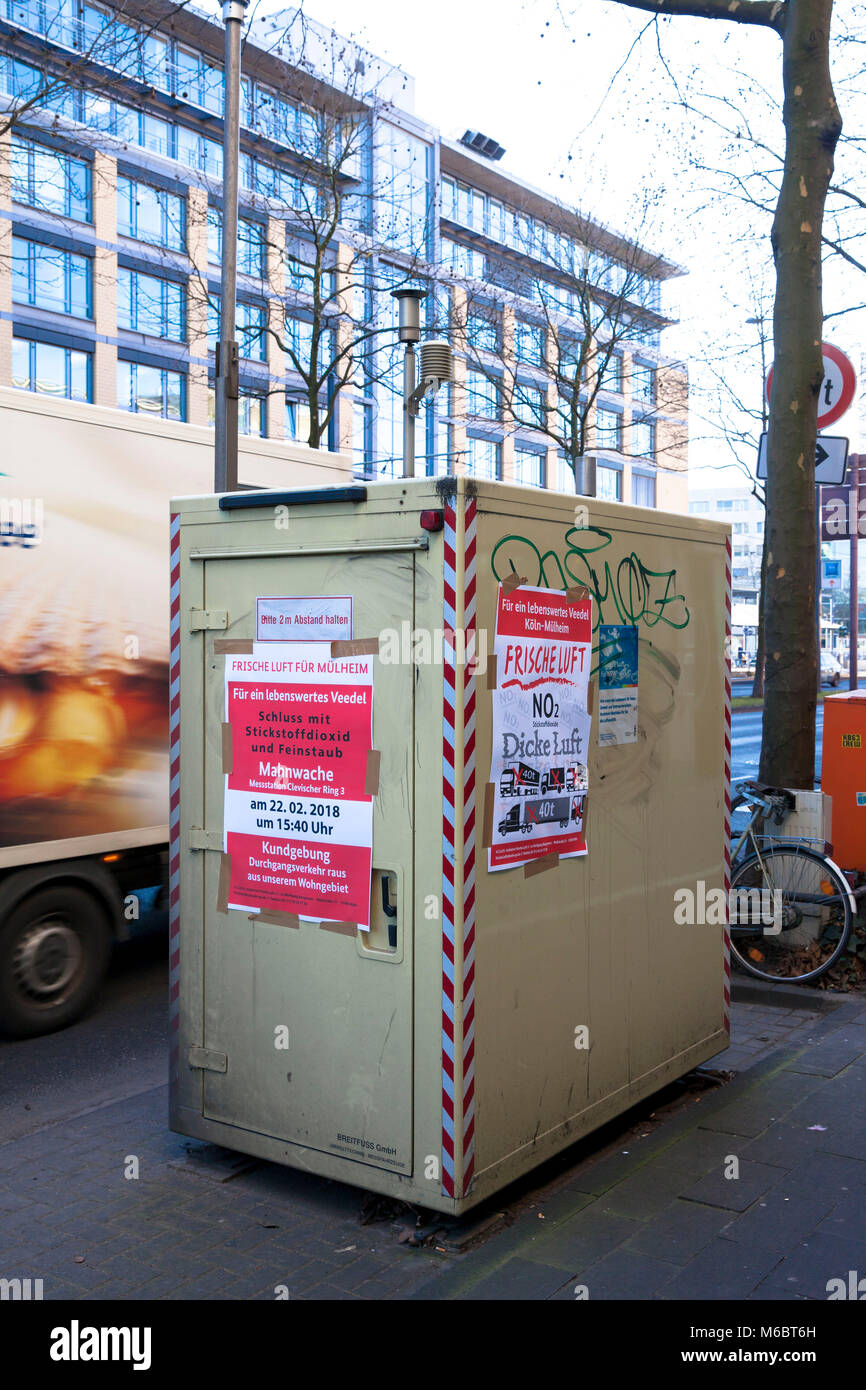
[731,702,824,786]
[0,933,168,1143]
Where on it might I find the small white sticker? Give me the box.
[256,596,353,643]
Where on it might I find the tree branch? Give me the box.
[603,0,785,30]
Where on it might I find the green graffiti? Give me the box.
[491,526,691,633]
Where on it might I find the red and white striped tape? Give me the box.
[168,513,182,1092]
[723,534,732,1035]
[441,495,477,1199]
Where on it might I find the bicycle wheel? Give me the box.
[728,846,854,984]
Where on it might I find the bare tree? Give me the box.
[446,190,686,488]
[598,0,842,790]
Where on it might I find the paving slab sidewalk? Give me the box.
[1,988,864,1301]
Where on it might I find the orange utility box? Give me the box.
[823,691,866,871]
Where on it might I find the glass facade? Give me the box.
[11,134,91,220]
[118,360,184,419]
[12,334,90,400]
[117,267,185,340]
[117,176,184,250]
[12,236,90,317]
[514,447,544,488]
[632,472,656,508]
[467,435,501,481]
[0,2,680,500]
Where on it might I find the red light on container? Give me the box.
[420,510,444,532]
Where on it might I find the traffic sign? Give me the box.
[822,558,842,589]
[765,342,857,429]
[757,433,848,484]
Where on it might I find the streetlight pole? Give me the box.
[214,0,248,494]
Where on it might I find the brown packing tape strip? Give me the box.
[565,584,590,604]
[320,920,357,937]
[221,723,233,775]
[482,783,496,849]
[251,910,300,929]
[587,678,596,718]
[500,573,527,596]
[215,639,254,655]
[486,653,498,690]
[216,852,231,913]
[331,637,379,658]
[365,749,381,795]
[524,852,560,879]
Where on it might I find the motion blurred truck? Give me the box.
[0,389,349,1036]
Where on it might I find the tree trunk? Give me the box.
[752,522,769,698]
[759,0,841,787]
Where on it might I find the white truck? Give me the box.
[0,388,350,1036]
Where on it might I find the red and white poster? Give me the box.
[488,584,592,871]
[223,644,374,927]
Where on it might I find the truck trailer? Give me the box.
[0,388,350,1035]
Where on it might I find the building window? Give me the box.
[466,435,501,481]
[690,500,710,514]
[599,352,622,393]
[12,335,91,401]
[717,499,733,511]
[286,397,313,445]
[441,237,485,281]
[117,175,185,251]
[208,300,267,361]
[632,471,656,508]
[207,210,265,277]
[467,309,500,354]
[597,465,622,501]
[631,360,656,404]
[11,135,91,221]
[631,416,655,459]
[377,124,430,256]
[466,370,501,420]
[515,318,545,367]
[556,455,576,493]
[595,405,622,452]
[514,447,544,488]
[118,360,185,419]
[512,381,547,429]
[118,267,185,340]
[239,392,266,437]
[11,236,91,318]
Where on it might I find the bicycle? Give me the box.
[728,779,857,984]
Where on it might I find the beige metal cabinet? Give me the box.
[170,478,730,1215]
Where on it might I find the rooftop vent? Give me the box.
[459,130,506,162]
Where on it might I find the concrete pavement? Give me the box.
[2,985,865,1301]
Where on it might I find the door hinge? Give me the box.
[188,1046,228,1073]
[189,827,222,852]
[189,608,229,631]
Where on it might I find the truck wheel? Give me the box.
[0,885,111,1038]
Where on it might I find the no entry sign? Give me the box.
[765,342,857,430]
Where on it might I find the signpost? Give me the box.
[765,342,857,430]
[762,344,858,691]
[757,433,849,485]
[819,456,864,691]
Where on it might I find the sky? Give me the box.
[204,0,865,487]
